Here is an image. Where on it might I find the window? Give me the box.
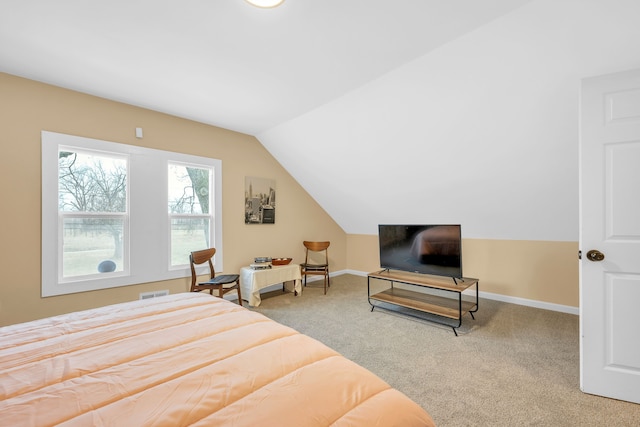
[168,163,213,267]
[58,149,129,280]
[42,131,223,297]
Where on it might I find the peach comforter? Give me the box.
[0,293,434,426]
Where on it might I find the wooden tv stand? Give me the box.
[367,270,479,335]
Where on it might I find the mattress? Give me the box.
[0,293,434,426]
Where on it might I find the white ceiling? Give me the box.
[0,0,532,135]
[12,0,630,242]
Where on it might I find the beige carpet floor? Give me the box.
[250,274,640,426]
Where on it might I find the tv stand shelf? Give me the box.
[367,270,478,335]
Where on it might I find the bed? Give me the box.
[0,293,434,426]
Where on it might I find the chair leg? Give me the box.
[236,280,243,306]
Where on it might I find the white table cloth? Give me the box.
[239,264,302,307]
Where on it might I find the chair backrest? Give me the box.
[190,248,216,288]
[303,241,330,265]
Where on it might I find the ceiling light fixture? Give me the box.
[245,0,285,8]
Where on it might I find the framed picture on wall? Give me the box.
[244,176,276,224]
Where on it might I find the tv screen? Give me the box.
[378,224,462,278]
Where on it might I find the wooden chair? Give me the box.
[300,241,330,294]
[189,248,242,306]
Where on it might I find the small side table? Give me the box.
[239,264,302,307]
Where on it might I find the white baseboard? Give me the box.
[465,289,578,315]
[341,270,579,316]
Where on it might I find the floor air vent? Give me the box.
[139,290,169,300]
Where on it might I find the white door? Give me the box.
[580,68,640,404]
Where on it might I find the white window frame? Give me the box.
[42,131,223,297]
[57,147,130,283]
[168,161,214,269]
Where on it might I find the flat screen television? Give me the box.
[378,224,462,279]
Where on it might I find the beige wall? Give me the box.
[0,73,346,326]
[348,234,579,308]
[0,73,579,326]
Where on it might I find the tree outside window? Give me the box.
[58,149,127,278]
[168,163,213,266]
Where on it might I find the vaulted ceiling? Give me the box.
[0,0,531,135]
[4,0,640,240]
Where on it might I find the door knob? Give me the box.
[586,249,605,261]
